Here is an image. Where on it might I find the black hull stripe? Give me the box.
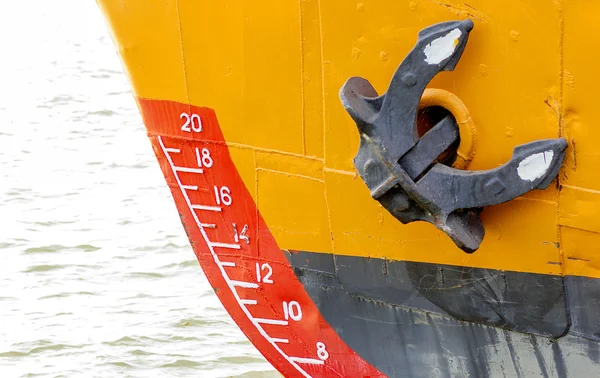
[285,250,600,377]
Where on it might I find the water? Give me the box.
[0,1,279,377]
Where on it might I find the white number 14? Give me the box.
[232,223,249,244]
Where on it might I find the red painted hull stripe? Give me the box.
[137,98,385,378]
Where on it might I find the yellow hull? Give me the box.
[97,0,600,277]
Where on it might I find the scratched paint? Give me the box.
[517,151,554,181]
[423,28,462,64]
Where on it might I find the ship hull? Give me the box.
[96,1,600,376]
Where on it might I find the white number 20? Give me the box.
[180,112,203,133]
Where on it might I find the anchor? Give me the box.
[339,19,567,253]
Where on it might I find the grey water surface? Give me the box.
[0,1,279,377]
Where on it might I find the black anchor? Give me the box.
[339,19,567,253]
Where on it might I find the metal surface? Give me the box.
[287,250,600,378]
[340,20,568,253]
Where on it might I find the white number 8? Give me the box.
[316,342,329,361]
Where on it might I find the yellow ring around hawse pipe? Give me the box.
[419,88,477,170]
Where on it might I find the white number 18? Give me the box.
[196,148,213,168]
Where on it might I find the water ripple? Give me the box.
[160,359,202,368]
[0,1,278,376]
[23,264,66,273]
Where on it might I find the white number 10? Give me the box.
[283,301,302,321]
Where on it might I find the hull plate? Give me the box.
[288,250,600,377]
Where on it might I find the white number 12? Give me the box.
[256,262,273,284]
